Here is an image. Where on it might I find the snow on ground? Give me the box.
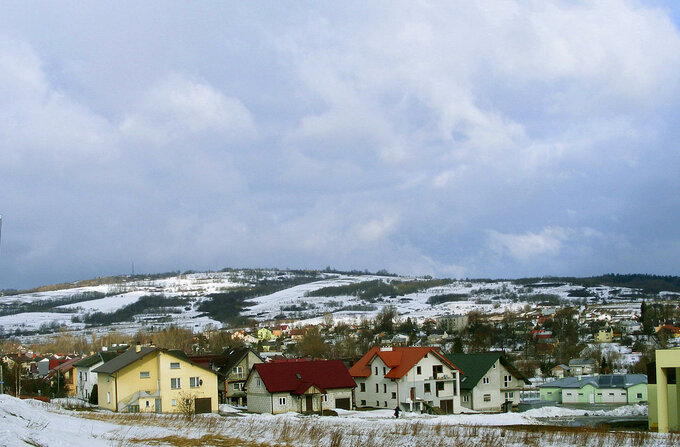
[0,396,671,447]
[522,404,648,418]
[58,290,148,312]
[0,312,84,333]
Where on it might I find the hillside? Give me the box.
[1,269,676,340]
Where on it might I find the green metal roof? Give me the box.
[445,352,529,390]
[73,351,120,368]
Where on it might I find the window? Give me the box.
[145,400,149,407]
[361,400,366,406]
[463,395,469,403]
[566,392,572,396]
[376,401,380,406]
[436,382,445,391]
[232,366,243,378]
[578,393,583,396]
[140,371,150,379]
[172,399,177,406]
[106,375,110,383]
[322,394,329,402]
[504,375,511,387]
[492,363,496,369]
[483,394,491,402]
[609,393,614,396]
[383,367,386,375]
[170,362,180,369]
[384,401,387,407]
[383,384,387,393]
[107,392,111,404]
[233,382,242,390]
[483,377,490,384]
[84,372,87,381]
[279,397,287,405]
[256,379,262,387]
[424,383,431,393]
[375,384,379,392]
[375,366,378,375]
[416,366,422,375]
[360,383,366,392]
[636,393,643,399]
[391,392,397,399]
[190,377,201,388]
[171,378,181,389]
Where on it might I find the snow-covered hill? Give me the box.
[0,269,654,340]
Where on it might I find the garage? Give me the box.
[195,398,212,414]
[335,398,351,410]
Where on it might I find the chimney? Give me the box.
[135,342,142,353]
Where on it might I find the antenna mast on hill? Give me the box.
[131,260,135,276]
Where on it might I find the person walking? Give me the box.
[394,405,401,418]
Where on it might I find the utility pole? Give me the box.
[1,363,4,394]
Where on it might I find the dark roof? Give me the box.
[217,347,262,374]
[73,352,119,368]
[93,346,217,375]
[93,347,158,374]
[445,352,529,390]
[252,360,356,394]
[538,374,647,389]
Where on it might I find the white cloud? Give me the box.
[0,38,117,168]
[120,74,256,144]
[487,227,571,261]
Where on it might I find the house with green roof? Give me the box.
[74,351,121,402]
[539,374,647,404]
[445,352,529,412]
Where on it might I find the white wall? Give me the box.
[355,351,461,414]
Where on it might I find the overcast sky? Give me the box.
[1,1,680,289]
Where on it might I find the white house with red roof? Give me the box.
[349,346,462,414]
[245,359,356,414]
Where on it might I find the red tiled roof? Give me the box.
[253,360,355,394]
[349,347,460,379]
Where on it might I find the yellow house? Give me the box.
[648,348,680,433]
[93,346,218,414]
[595,326,614,343]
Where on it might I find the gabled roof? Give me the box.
[44,357,81,379]
[93,347,216,375]
[216,347,262,374]
[251,360,355,394]
[444,352,529,390]
[73,352,119,368]
[538,374,647,389]
[349,347,460,379]
[93,347,158,374]
[568,358,597,367]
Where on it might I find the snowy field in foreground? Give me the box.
[1,395,674,447]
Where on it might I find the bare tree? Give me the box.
[177,392,195,420]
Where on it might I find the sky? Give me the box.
[1,1,680,290]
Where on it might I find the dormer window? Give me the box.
[170,362,180,369]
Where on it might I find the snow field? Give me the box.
[1,395,675,447]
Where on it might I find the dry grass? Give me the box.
[74,411,678,447]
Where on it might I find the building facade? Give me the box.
[350,347,462,414]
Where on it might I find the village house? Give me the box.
[551,364,570,379]
[595,325,614,343]
[215,347,263,405]
[245,359,356,414]
[44,357,81,397]
[568,358,597,375]
[437,314,469,333]
[539,374,647,404]
[94,345,219,414]
[445,352,529,412]
[350,346,462,414]
[74,351,120,401]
